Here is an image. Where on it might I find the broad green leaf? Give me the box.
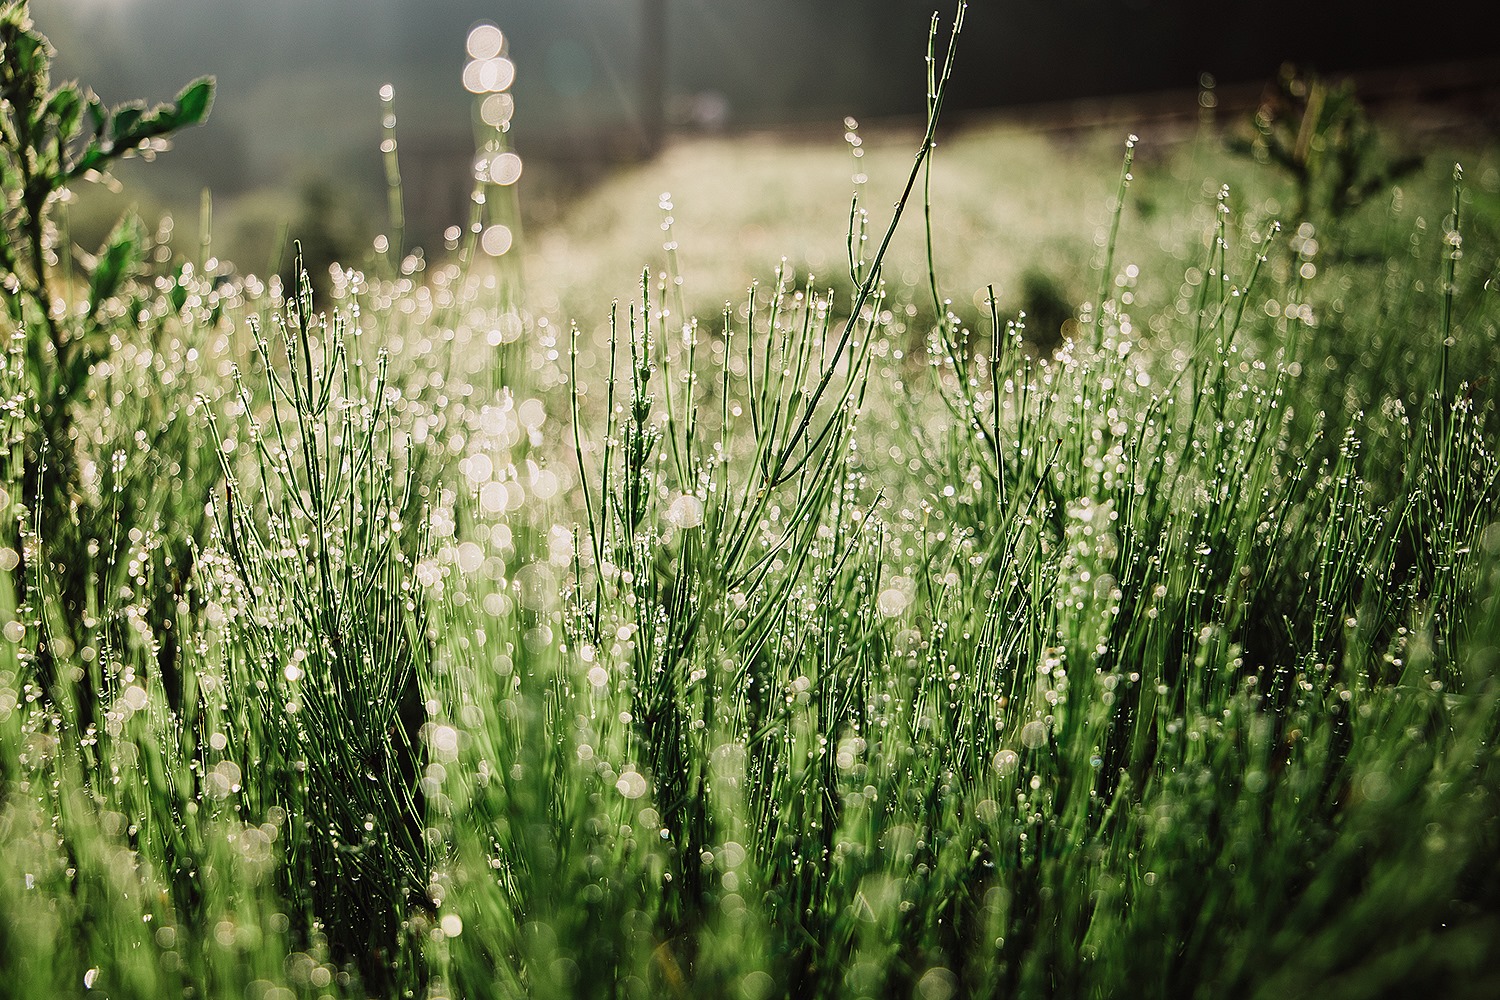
[86,94,106,134]
[110,103,145,144]
[173,77,214,127]
[117,110,174,147]
[168,268,188,312]
[9,26,48,84]
[87,213,144,316]
[45,85,82,141]
[71,140,107,177]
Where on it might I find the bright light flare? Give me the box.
[488,152,523,185]
[481,225,513,256]
[465,23,503,60]
[480,93,515,128]
[464,57,515,94]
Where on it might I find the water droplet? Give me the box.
[488,152,523,186]
[481,225,513,257]
[665,493,704,529]
[616,770,648,800]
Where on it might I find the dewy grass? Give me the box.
[4,3,1500,998]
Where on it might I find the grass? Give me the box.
[4,3,1500,997]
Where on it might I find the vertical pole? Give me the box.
[642,0,667,155]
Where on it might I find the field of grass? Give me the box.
[5,3,1500,998]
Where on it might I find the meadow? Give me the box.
[3,3,1500,998]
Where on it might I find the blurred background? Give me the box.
[30,0,1500,283]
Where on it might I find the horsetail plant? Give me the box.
[3,3,1500,998]
[200,256,430,987]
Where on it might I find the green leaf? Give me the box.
[105,79,213,153]
[87,213,145,318]
[173,77,214,127]
[71,140,107,177]
[168,270,188,313]
[86,94,106,135]
[9,26,48,83]
[110,103,145,144]
[45,85,82,141]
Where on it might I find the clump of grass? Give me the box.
[3,4,1499,999]
[199,257,431,986]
